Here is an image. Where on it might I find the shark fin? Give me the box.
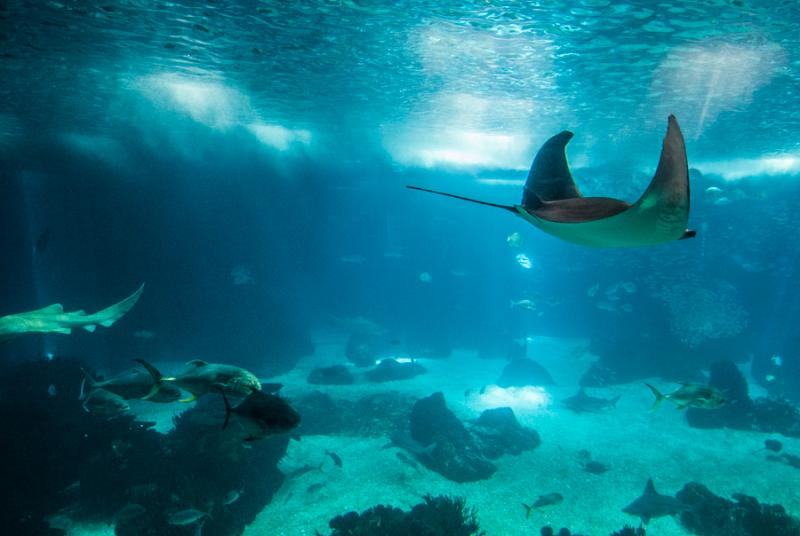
[522,130,580,209]
[644,478,657,495]
[134,358,164,382]
[186,360,209,367]
[82,325,97,332]
[32,304,64,314]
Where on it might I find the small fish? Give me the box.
[287,463,324,478]
[581,460,609,475]
[621,281,637,293]
[133,330,156,339]
[419,272,432,283]
[766,374,776,382]
[771,355,783,366]
[306,482,325,494]
[396,451,422,473]
[506,231,524,248]
[587,283,600,297]
[47,384,57,397]
[80,386,130,418]
[521,493,563,518]
[113,503,146,524]
[223,490,241,505]
[764,439,783,453]
[231,265,255,285]
[340,254,366,264]
[515,253,532,269]
[562,389,620,413]
[325,449,343,468]
[510,299,536,311]
[34,227,53,255]
[645,383,726,410]
[704,186,723,194]
[168,509,211,526]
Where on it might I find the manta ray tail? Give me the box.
[522,130,581,210]
[406,185,516,213]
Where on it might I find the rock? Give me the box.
[307,365,355,385]
[408,393,496,482]
[470,407,541,459]
[497,358,556,387]
[366,359,427,382]
[677,481,800,536]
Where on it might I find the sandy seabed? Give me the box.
[70,333,800,536]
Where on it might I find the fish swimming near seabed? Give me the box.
[622,478,686,524]
[0,284,144,342]
[81,367,181,403]
[135,358,261,402]
[408,116,694,248]
[521,492,563,518]
[325,449,343,468]
[561,388,621,413]
[221,388,301,442]
[645,382,725,410]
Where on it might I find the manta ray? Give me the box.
[0,284,144,342]
[407,115,695,248]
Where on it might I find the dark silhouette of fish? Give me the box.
[521,492,563,518]
[34,227,53,255]
[645,382,725,410]
[221,388,300,442]
[81,367,181,403]
[561,388,621,413]
[408,115,693,248]
[136,358,262,402]
[622,478,686,524]
[325,449,343,468]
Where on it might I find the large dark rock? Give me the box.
[677,481,800,536]
[307,365,355,385]
[366,359,426,383]
[408,393,495,482]
[497,358,556,387]
[470,407,541,459]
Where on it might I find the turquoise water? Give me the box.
[1,1,800,535]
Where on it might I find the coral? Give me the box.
[653,281,748,347]
[327,494,484,536]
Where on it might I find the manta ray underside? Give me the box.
[407,115,695,248]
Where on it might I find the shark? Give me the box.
[561,388,621,413]
[0,284,144,342]
[407,115,694,248]
[622,477,687,524]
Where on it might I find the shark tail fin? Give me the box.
[79,368,97,400]
[521,503,533,519]
[645,383,664,410]
[93,283,145,328]
[406,185,517,213]
[611,394,622,408]
[221,391,232,429]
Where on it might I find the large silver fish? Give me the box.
[136,358,262,402]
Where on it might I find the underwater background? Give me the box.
[2,1,800,535]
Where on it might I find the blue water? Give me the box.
[1,1,800,535]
